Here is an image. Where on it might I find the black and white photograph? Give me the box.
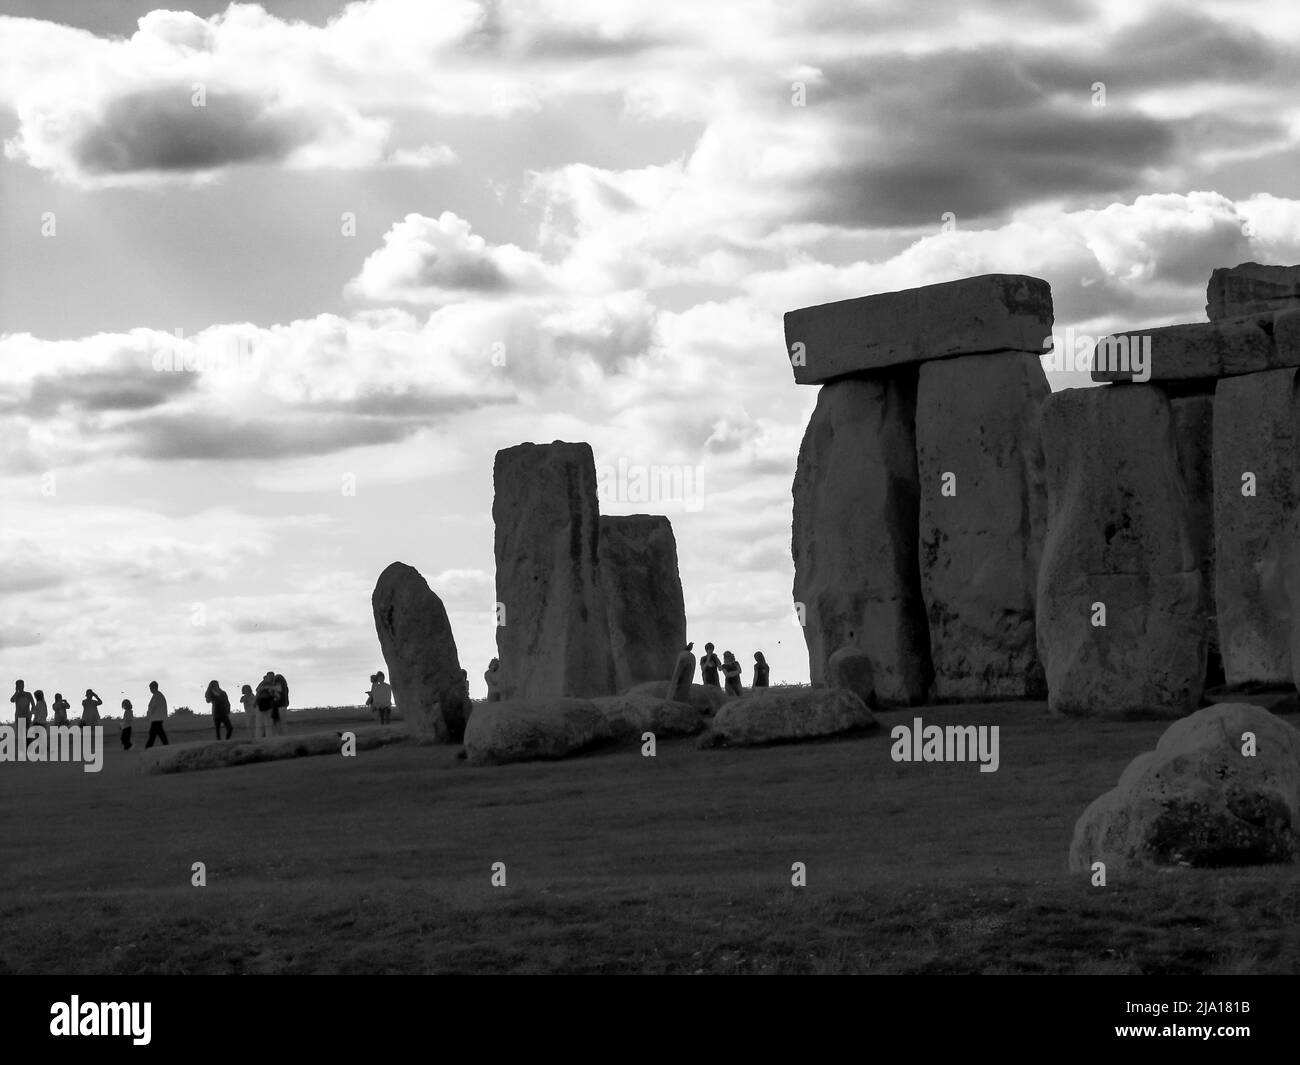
[0,0,1296,1041]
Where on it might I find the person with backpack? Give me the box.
[206,680,233,740]
[253,672,277,739]
[273,673,290,735]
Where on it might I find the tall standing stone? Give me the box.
[916,352,1049,699]
[1036,386,1205,717]
[1213,367,1300,686]
[493,441,616,700]
[598,514,687,691]
[792,372,932,705]
[372,562,462,741]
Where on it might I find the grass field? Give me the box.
[2,700,1299,974]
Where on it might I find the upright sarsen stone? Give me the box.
[1036,386,1205,717]
[792,372,932,705]
[493,441,615,700]
[1207,263,1300,320]
[916,352,1049,700]
[372,562,462,741]
[598,514,687,692]
[1213,368,1300,686]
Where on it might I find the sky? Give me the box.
[2,0,1300,716]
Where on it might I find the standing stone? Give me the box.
[1036,386,1205,717]
[916,352,1049,699]
[826,645,875,708]
[372,562,462,741]
[792,372,932,705]
[1207,263,1300,320]
[493,441,615,700]
[783,275,1053,384]
[668,644,697,703]
[1213,368,1300,686]
[598,515,687,692]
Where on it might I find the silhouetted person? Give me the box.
[700,643,722,688]
[484,659,503,703]
[369,671,392,725]
[721,652,743,696]
[80,689,102,728]
[442,669,471,742]
[10,680,33,727]
[752,651,770,688]
[273,673,290,736]
[120,699,134,750]
[365,673,377,710]
[32,689,48,725]
[669,642,696,702]
[239,684,257,737]
[206,680,233,740]
[145,681,169,747]
[254,672,277,739]
[52,692,70,726]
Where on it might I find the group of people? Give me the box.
[232,672,291,740]
[10,678,172,749]
[671,643,769,699]
[364,671,393,724]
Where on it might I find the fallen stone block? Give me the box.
[463,698,612,766]
[707,687,875,747]
[589,694,703,739]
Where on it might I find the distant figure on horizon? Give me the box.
[273,673,290,736]
[369,671,392,725]
[700,644,722,688]
[669,642,696,702]
[721,652,743,697]
[253,672,277,739]
[120,699,134,750]
[752,651,770,689]
[145,681,169,748]
[206,680,233,741]
[52,692,70,726]
[80,688,102,729]
[484,659,503,703]
[10,680,34,727]
[239,684,257,738]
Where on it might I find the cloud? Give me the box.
[383,144,460,168]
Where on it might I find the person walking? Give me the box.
[239,684,258,738]
[752,651,770,689]
[80,688,102,729]
[120,699,134,750]
[700,643,722,688]
[52,692,70,726]
[721,652,744,697]
[206,680,233,740]
[144,681,169,748]
[369,671,393,725]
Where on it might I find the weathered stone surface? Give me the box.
[1213,368,1300,686]
[598,515,686,692]
[590,694,703,739]
[1068,703,1300,871]
[784,275,1052,384]
[916,352,1049,700]
[493,442,615,701]
[709,688,875,746]
[825,646,875,708]
[626,679,726,714]
[372,562,462,741]
[668,646,696,703]
[463,698,612,766]
[1090,316,1284,383]
[143,727,410,774]
[792,373,932,705]
[1165,391,1218,678]
[1208,263,1300,320]
[1036,386,1205,717]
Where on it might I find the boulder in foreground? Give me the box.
[463,698,612,766]
[1068,703,1300,872]
[141,727,410,774]
[589,694,703,739]
[626,680,727,714]
[707,687,875,747]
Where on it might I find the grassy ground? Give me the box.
[2,701,1298,974]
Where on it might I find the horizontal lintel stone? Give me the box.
[1207,262,1300,320]
[1089,314,1294,383]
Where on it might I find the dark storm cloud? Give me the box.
[25,367,197,416]
[73,87,317,175]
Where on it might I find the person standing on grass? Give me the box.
[206,680,233,741]
[273,673,290,736]
[145,681,169,747]
[11,680,34,728]
[752,652,770,689]
[32,688,49,726]
[254,672,277,739]
[700,643,722,688]
[52,692,70,726]
[239,683,258,738]
[80,688,102,729]
[120,699,134,750]
[721,652,743,697]
[369,671,392,725]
